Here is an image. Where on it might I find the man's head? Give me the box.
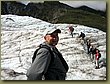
[43,27,61,46]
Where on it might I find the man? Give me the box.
[26,27,69,80]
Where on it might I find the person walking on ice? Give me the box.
[69,26,74,38]
[89,45,96,62]
[95,49,101,69]
[86,39,91,54]
[79,32,85,40]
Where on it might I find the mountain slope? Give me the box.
[1,1,106,32]
[75,5,106,17]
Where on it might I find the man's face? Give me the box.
[44,32,59,46]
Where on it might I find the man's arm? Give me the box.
[26,48,51,80]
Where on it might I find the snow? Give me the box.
[1,14,106,80]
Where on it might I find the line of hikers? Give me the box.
[68,26,101,69]
[86,39,101,69]
[78,32,101,69]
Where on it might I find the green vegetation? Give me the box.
[57,9,106,32]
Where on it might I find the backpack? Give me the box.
[32,44,54,63]
[98,53,101,58]
[32,44,69,72]
[69,26,74,32]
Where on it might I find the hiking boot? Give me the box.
[95,66,99,69]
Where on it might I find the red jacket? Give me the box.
[95,52,101,60]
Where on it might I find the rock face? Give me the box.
[1,1,106,32]
[1,1,25,15]
[1,1,72,23]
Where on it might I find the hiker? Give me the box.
[89,45,96,62]
[79,32,85,40]
[26,27,69,80]
[69,26,74,38]
[86,39,91,54]
[94,49,101,69]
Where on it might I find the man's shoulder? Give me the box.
[38,46,50,52]
[37,43,52,53]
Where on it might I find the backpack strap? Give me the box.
[32,44,54,64]
[32,44,68,72]
[55,48,69,72]
[99,53,101,58]
[32,47,40,63]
